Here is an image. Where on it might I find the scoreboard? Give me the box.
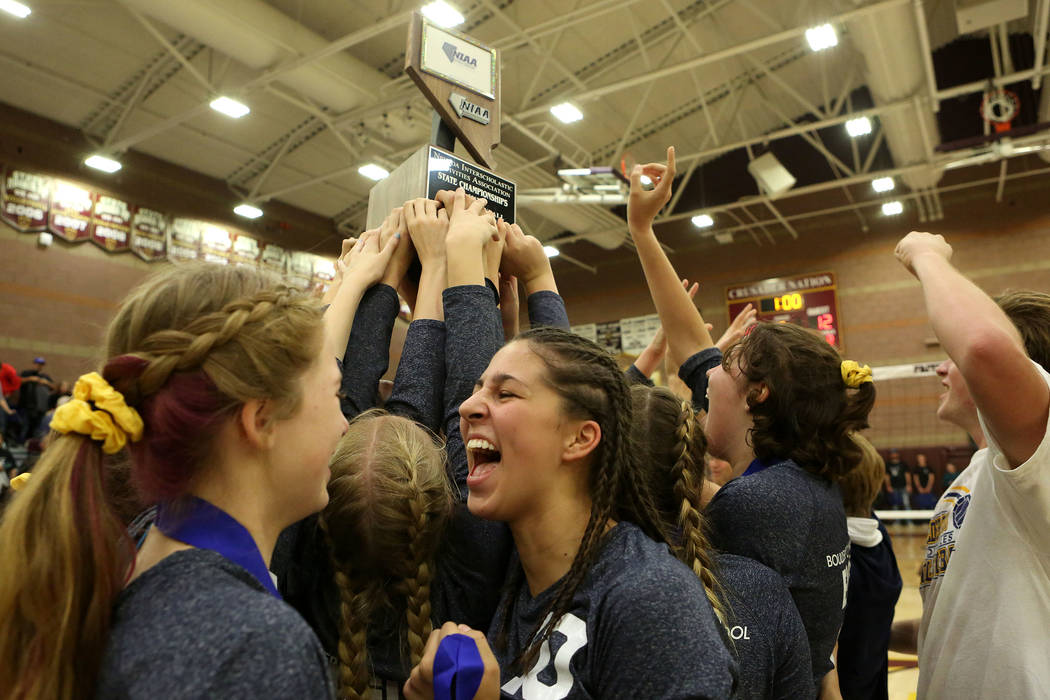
[725,272,841,348]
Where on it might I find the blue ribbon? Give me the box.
[433,633,485,700]
[155,496,281,600]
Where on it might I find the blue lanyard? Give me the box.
[155,496,281,600]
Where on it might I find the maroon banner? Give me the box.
[130,206,168,262]
[1,167,50,232]
[90,194,132,252]
[48,181,94,243]
[168,218,203,263]
[231,233,261,267]
[200,224,232,265]
[260,242,287,275]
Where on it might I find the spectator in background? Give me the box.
[47,380,71,410]
[941,462,960,493]
[706,455,733,487]
[882,450,911,510]
[16,357,53,443]
[0,361,20,442]
[912,453,936,510]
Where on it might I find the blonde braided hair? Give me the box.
[321,411,451,689]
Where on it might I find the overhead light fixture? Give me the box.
[358,163,390,181]
[421,0,464,27]
[805,23,838,51]
[210,96,250,119]
[639,175,653,187]
[557,168,592,177]
[84,155,122,173]
[845,117,872,137]
[550,103,583,124]
[882,201,903,216]
[872,177,895,193]
[691,214,714,228]
[543,245,560,258]
[234,203,263,219]
[0,0,31,18]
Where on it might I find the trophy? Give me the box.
[365,13,516,229]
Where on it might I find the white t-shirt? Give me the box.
[917,362,1050,698]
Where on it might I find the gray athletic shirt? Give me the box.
[716,554,814,700]
[706,461,849,685]
[96,548,333,699]
[491,521,735,700]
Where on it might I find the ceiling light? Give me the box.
[84,155,122,173]
[0,0,31,18]
[872,177,895,193]
[882,201,903,216]
[234,203,263,219]
[543,246,560,258]
[421,0,464,27]
[805,23,838,51]
[639,175,653,187]
[845,117,872,137]
[691,214,714,228]
[550,103,583,124]
[358,163,390,181]
[209,96,250,119]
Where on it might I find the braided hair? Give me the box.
[497,327,668,674]
[319,411,451,696]
[630,385,728,627]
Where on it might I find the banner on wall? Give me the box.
[169,218,203,263]
[130,206,168,262]
[311,256,336,292]
[287,252,314,290]
[1,166,50,232]
[260,242,287,275]
[232,233,261,268]
[90,195,132,253]
[200,224,232,265]
[619,313,660,355]
[49,181,94,243]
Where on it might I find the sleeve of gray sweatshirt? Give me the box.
[526,290,570,330]
[385,319,446,433]
[624,364,655,387]
[338,283,399,419]
[678,346,723,412]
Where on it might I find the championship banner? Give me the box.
[619,313,661,355]
[169,218,203,263]
[48,181,94,243]
[130,206,168,262]
[260,242,287,275]
[311,256,336,291]
[1,166,50,232]
[200,224,232,265]
[90,195,132,253]
[287,252,314,290]
[231,233,261,268]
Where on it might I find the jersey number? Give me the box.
[502,613,588,700]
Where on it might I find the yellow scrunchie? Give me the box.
[10,473,31,491]
[841,360,874,388]
[50,372,144,454]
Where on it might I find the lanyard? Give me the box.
[155,496,281,600]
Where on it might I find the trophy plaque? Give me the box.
[366,13,516,230]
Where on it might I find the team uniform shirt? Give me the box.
[705,460,850,685]
[917,362,1050,699]
[716,554,814,700]
[491,521,735,700]
[837,517,902,700]
[97,548,333,699]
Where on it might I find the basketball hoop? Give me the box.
[981,88,1019,134]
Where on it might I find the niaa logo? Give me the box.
[442,41,478,67]
[952,494,971,529]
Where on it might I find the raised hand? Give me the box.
[404,198,450,266]
[341,228,401,290]
[484,217,508,286]
[501,221,555,293]
[895,231,953,277]
[715,302,758,353]
[500,272,520,341]
[628,146,676,233]
[380,206,416,289]
[446,187,497,247]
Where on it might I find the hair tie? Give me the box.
[841,360,873,388]
[50,372,144,454]
[10,473,31,491]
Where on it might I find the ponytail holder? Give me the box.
[51,372,144,454]
[10,473,31,491]
[840,360,873,388]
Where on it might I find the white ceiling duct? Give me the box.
[121,0,389,113]
[844,1,944,190]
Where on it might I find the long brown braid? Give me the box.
[630,386,729,627]
[499,327,669,675]
[320,411,451,694]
